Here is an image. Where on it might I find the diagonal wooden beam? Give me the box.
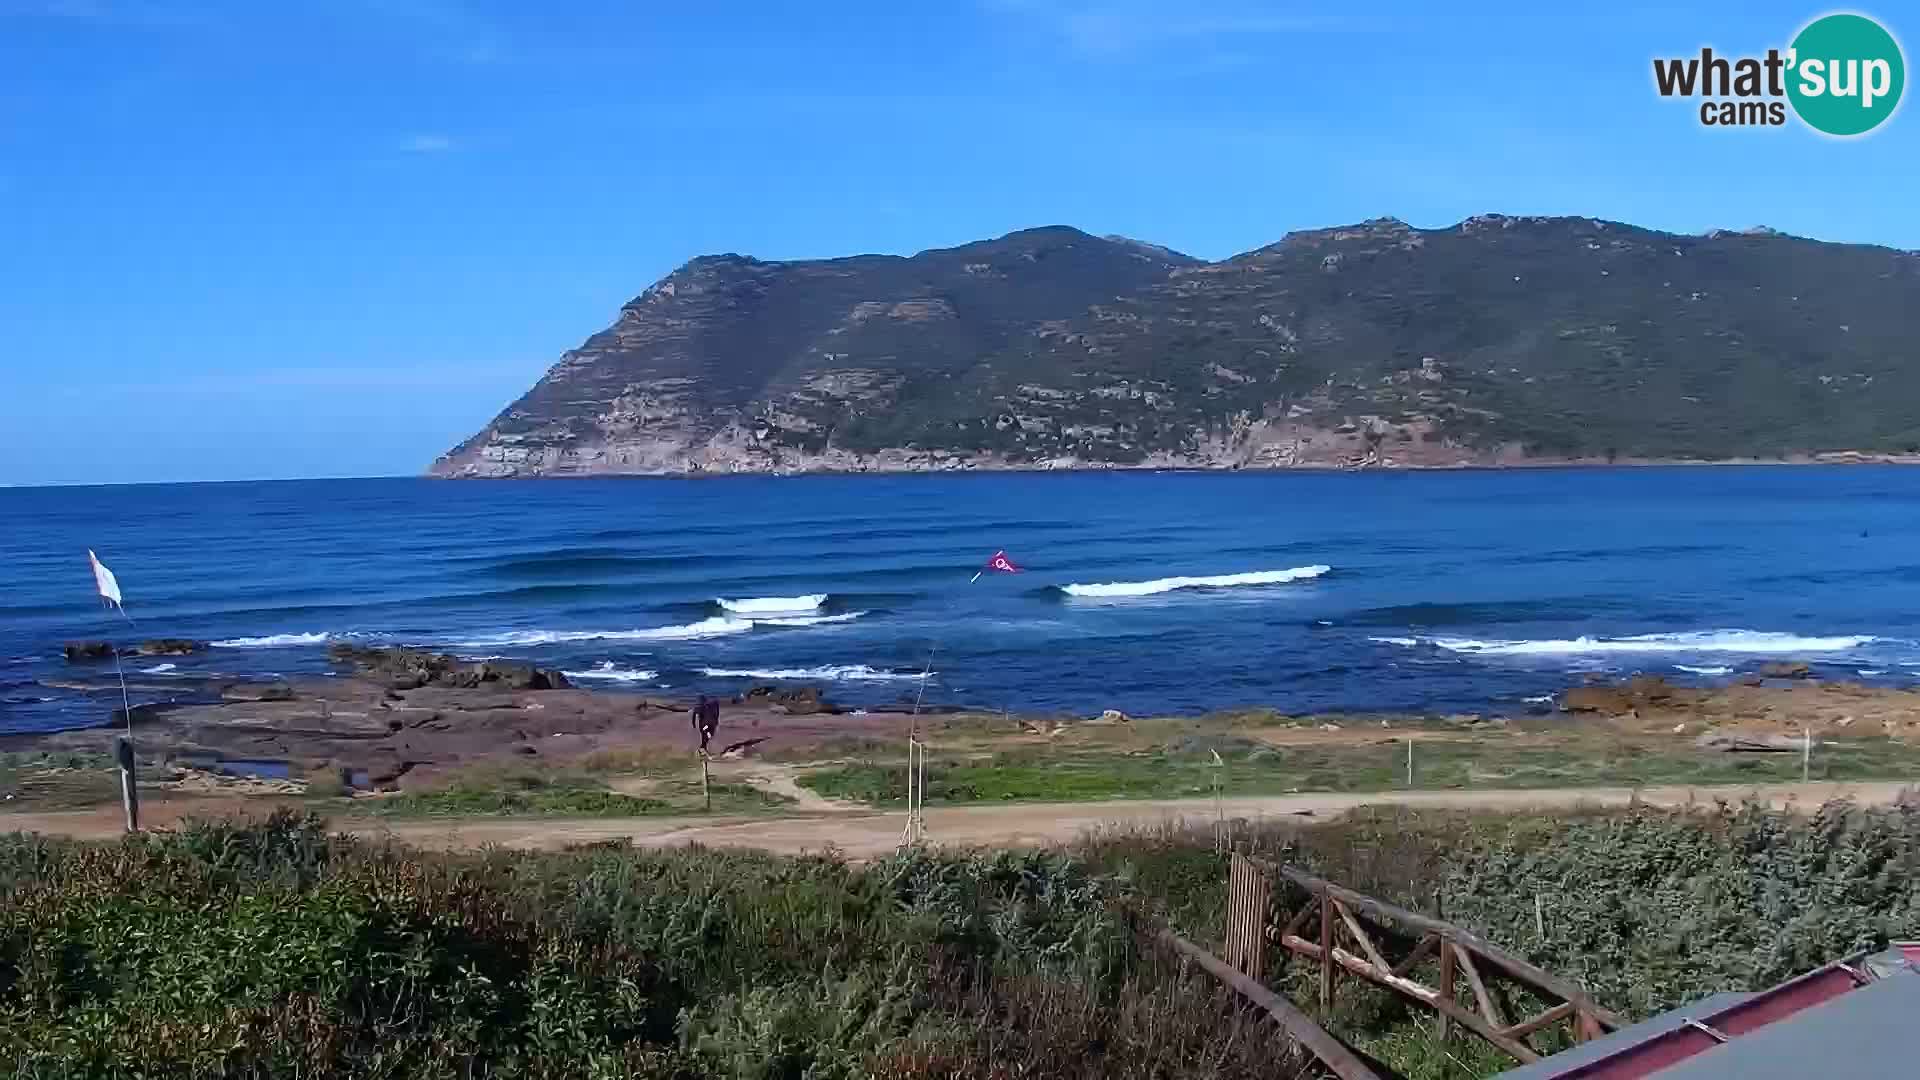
[1454,947,1509,1030]
[1502,1000,1576,1040]
[1335,899,1394,974]
[1260,860,1626,1031]
[1280,899,1315,941]
[1159,930,1384,1080]
[1393,932,1439,978]
[1323,943,1539,1064]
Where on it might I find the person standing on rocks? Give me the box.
[692,695,720,753]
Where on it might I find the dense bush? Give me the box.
[1083,799,1920,1033]
[0,812,1304,1079]
[1439,799,1920,1016]
[5,800,1916,1078]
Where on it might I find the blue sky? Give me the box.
[2,1,1913,485]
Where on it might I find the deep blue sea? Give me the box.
[7,468,1920,735]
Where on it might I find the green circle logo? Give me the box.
[1787,13,1905,136]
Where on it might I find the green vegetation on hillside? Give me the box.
[442,217,1920,473]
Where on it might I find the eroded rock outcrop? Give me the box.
[326,644,570,691]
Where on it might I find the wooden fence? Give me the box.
[1223,854,1626,1065]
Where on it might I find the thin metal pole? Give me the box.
[109,610,139,833]
[111,642,133,741]
[1803,727,1811,783]
[1406,737,1414,787]
[902,643,936,847]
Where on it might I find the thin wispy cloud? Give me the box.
[401,133,457,153]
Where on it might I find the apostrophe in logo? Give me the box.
[1652,12,1905,136]
[1788,13,1904,135]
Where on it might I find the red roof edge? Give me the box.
[1549,952,1879,1079]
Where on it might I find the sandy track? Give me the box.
[355,779,1913,857]
[4,781,1909,857]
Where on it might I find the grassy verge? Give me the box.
[3,799,1916,1078]
[356,767,793,819]
[0,749,126,810]
[0,812,1303,1079]
[799,735,1920,805]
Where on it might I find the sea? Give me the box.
[5,467,1920,736]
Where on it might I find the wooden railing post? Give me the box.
[1319,888,1335,1009]
[1437,940,1455,1041]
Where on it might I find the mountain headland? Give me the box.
[431,215,1920,477]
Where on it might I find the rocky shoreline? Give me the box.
[12,646,944,793]
[430,449,1920,480]
[15,646,1920,800]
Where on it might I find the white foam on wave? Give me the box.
[1374,630,1881,657]
[139,663,178,674]
[1060,565,1331,598]
[1675,664,1733,675]
[1859,669,1888,676]
[717,594,827,614]
[454,617,755,647]
[211,632,331,648]
[564,661,658,683]
[699,664,931,682]
[754,610,867,627]
[451,609,867,648]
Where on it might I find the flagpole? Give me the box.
[903,642,936,848]
[88,551,140,832]
[902,552,1020,850]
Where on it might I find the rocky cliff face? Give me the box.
[431,217,1920,477]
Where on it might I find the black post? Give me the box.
[116,735,139,833]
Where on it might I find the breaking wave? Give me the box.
[1675,664,1733,675]
[211,632,331,648]
[449,610,867,648]
[139,663,178,674]
[717,594,827,614]
[1373,630,1881,656]
[1059,565,1331,598]
[753,611,867,627]
[563,662,658,683]
[698,665,932,682]
[453,617,755,646]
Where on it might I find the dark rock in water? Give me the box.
[222,683,295,703]
[327,644,569,691]
[742,684,835,715]
[136,639,206,656]
[1758,661,1812,680]
[62,641,116,662]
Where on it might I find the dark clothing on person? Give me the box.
[692,696,720,752]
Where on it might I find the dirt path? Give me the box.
[5,780,1909,857]
[353,779,1913,857]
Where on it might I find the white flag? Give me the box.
[88,550,123,609]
